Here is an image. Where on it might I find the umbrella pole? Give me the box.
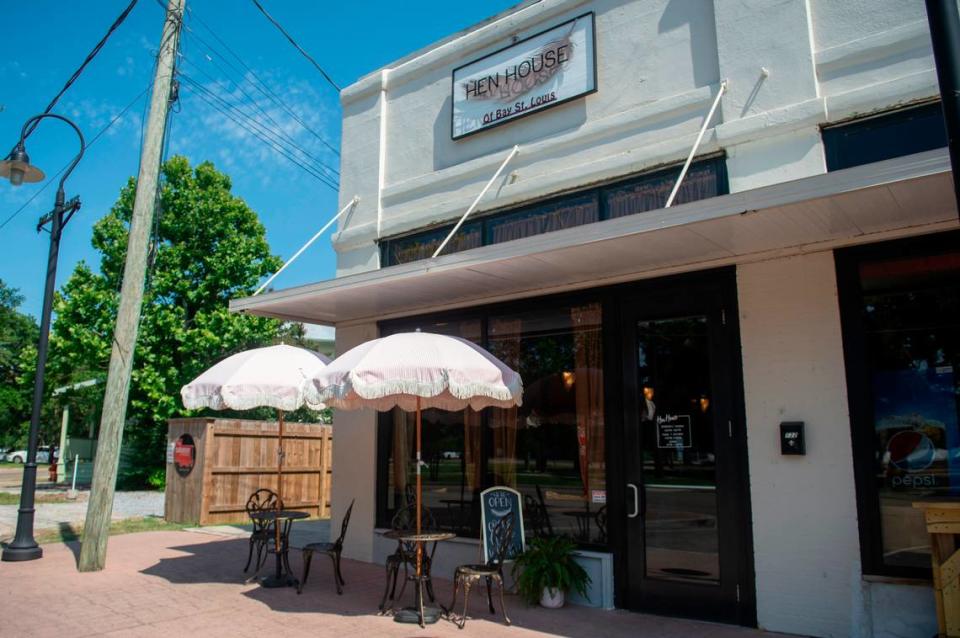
[415,397,422,578]
[276,409,284,549]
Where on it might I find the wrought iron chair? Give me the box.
[378,503,439,611]
[448,512,515,629]
[298,499,354,595]
[595,505,608,545]
[523,489,553,539]
[243,488,280,573]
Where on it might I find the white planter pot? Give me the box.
[540,587,565,608]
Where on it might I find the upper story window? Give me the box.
[380,156,727,267]
[823,102,946,172]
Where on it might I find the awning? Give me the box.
[231,149,957,326]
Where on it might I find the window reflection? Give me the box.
[487,303,606,545]
[860,251,960,569]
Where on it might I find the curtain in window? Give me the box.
[463,408,483,491]
[489,317,523,487]
[572,303,604,498]
[487,194,598,245]
[392,408,411,503]
[605,164,719,219]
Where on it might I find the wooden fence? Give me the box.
[165,417,332,525]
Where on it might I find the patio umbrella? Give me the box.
[307,332,522,593]
[180,344,330,513]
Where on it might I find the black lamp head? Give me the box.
[0,143,45,186]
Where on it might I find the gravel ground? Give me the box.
[0,490,165,540]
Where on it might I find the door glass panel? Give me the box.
[637,315,719,583]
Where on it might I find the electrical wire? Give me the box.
[178,56,339,182]
[0,85,152,232]
[12,0,140,155]
[184,6,340,157]
[249,0,341,93]
[179,77,338,191]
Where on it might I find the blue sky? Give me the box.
[0,0,517,337]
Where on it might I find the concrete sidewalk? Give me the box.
[0,530,793,638]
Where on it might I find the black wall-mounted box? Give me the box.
[780,422,805,455]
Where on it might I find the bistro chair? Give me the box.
[243,488,280,573]
[298,499,354,595]
[523,490,553,539]
[448,512,515,629]
[595,505,608,545]
[379,502,439,611]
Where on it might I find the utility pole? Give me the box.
[78,0,184,572]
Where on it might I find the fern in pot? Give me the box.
[512,536,591,608]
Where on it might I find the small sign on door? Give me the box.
[656,414,692,449]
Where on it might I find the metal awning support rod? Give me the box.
[432,144,520,258]
[665,80,727,208]
[254,195,359,296]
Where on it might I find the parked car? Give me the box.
[5,447,54,464]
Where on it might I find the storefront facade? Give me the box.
[232,1,959,636]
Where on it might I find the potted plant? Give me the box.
[512,535,591,608]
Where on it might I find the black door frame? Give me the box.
[607,267,756,626]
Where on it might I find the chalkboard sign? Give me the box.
[480,486,526,563]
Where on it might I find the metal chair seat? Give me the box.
[456,564,499,576]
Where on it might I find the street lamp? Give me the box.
[0,113,85,562]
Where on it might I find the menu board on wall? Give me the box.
[452,13,597,139]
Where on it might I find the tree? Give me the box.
[0,280,39,448]
[49,156,292,482]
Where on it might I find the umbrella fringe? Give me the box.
[313,376,523,406]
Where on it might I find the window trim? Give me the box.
[835,230,960,579]
[379,154,728,267]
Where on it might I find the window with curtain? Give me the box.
[378,157,727,267]
[378,302,607,546]
[382,318,483,535]
[486,302,606,545]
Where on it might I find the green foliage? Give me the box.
[147,467,166,490]
[0,280,39,448]
[48,156,301,476]
[512,535,591,605]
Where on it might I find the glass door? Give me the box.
[619,277,753,625]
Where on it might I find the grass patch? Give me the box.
[33,516,191,545]
[0,492,78,505]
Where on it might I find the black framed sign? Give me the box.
[452,12,597,139]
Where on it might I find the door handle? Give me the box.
[627,483,639,518]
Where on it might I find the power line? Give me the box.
[184,6,340,157]
[0,85,152,232]
[178,71,339,189]
[12,0,140,155]
[179,77,338,191]
[178,52,340,181]
[249,0,341,93]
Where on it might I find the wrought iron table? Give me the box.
[382,529,456,626]
[249,509,309,588]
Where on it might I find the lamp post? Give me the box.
[0,113,85,562]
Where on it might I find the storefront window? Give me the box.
[486,302,605,545]
[378,302,606,546]
[604,160,723,219]
[854,249,960,571]
[485,193,599,245]
[382,318,482,534]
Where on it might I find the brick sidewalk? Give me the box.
[0,531,790,638]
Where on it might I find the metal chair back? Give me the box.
[246,488,280,533]
[334,499,355,550]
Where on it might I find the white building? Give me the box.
[233,1,958,636]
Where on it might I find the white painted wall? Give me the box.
[330,322,379,563]
[739,252,859,636]
[335,0,938,263]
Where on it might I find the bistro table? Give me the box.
[382,529,456,626]
[249,509,309,588]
